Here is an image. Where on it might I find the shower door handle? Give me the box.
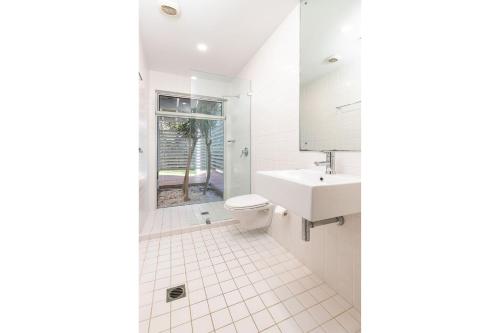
[240,147,249,157]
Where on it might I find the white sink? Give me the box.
[255,169,360,221]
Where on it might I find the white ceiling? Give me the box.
[140,0,298,77]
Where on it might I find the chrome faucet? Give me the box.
[314,151,335,174]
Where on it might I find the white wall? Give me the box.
[139,41,150,230]
[238,6,361,310]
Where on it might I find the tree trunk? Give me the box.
[182,137,198,201]
[203,139,212,195]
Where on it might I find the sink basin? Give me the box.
[255,169,360,221]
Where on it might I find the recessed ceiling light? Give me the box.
[196,43,208,52]
[159,0,180,16]
[327,55,340,63]
[190,76,197,80]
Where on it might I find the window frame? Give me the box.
[156,90,225,121]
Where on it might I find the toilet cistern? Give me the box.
[314,151,335,174]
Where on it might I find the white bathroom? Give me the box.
[139,1,360,331]
[2,0,500,332]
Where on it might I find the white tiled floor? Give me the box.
[140,202,233,240]
[139,224,360,333]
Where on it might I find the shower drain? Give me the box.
[166,284,186,302]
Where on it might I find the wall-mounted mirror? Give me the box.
[299,0,361,151]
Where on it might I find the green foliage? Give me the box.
[172,118,200,140]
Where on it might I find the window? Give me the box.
[158,94,223,117]
[156,93,225,208]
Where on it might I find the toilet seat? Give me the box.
[224,194,270,211]
[224,194,274,230]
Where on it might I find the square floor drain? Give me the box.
[166,284,186,302]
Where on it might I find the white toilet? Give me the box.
[224,194,274,230]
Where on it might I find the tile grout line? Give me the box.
[141,224,359,333]
[145,237,160,333]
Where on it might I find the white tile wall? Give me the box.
[237,6,361,310]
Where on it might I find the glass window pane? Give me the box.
[157,116,224,208]
[158,95,223,116]
[192,100,223,116]
[178,98,191,113]
[158,95,178,111]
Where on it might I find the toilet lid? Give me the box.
[225,194,269,209]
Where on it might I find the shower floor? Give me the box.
[157,171,225,209]
[157,186,223,208]
[140,201,233,240]
[139,224,361,333]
